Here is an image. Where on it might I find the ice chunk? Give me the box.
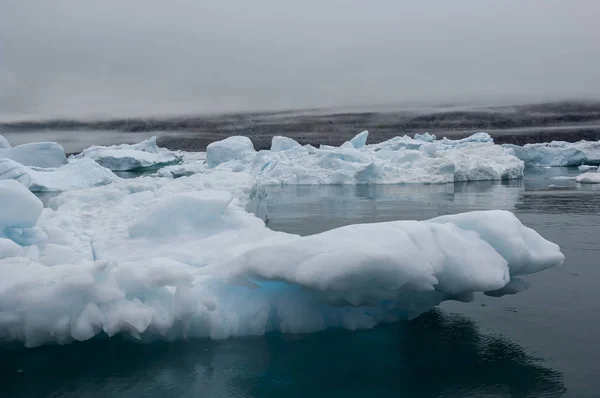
[504,142,587,167]
[437,132,493,149]
[414,132,436,142]
[0,180,43,237]
[0,142,67,168]
[575,167,600,184]
[72,137,181,171]
[0,157,119,191]
[271,136,302,152]
[349,130,369,148]
[0,134,10,149]
[578,165,597,171]
[206,136,255,168]
[371,135,424,151]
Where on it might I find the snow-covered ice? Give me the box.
[504,140,600,166]
[169,132,523,185]
[206,136,255,168]
[0,141,67,168]
[0,132,568,347]
[0,166,564,347]
[72,137,181,171]
[0,157,119,191]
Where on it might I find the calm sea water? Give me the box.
[2,167,599,397]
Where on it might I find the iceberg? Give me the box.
[504,140,600,167]
[0,169,563,347]
[168,132,523,185]
[72,137,181,171]
[0,157,119,191]
[0,141,67,168]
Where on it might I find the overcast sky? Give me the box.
[1,0,599,120]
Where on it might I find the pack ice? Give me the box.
[0,135,119,191]
[504,140,600,166]
[71,136,182,171]
[160,131,524,184]
[0,163,564,347]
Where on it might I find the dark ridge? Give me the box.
[3,101,600,151]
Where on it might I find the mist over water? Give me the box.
[1,1,600,121]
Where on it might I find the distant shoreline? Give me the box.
[3,100,600,152]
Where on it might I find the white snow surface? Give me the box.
[504,140,600,166]
[168,132,523,184]
[72,137,181,171]
[0,142,67,168]
[0,157,119,191]
[0,166,564,347]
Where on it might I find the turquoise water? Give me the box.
[2,167,598,397]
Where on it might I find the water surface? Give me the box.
[2,167,598,397]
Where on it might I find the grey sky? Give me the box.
[1,0,599,121]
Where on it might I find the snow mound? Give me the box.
[0,142,67,168]
[504,140,600,166]
[165,133,522,185]
[0,134,10,149]
[72,137,181,171]
[206,136,255,168]
[0,168,563,346]
[0,157,119,191]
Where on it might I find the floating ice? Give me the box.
[72,137,181,171]
[0,167,563,347]
[0,142,67,168]
[575,166,600,183]
[206,136,255,168]
[271,136,302,152]
[175,132,523,185]
[0,157,119,191]
[505,140,600,166]
[578,165,597,171]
